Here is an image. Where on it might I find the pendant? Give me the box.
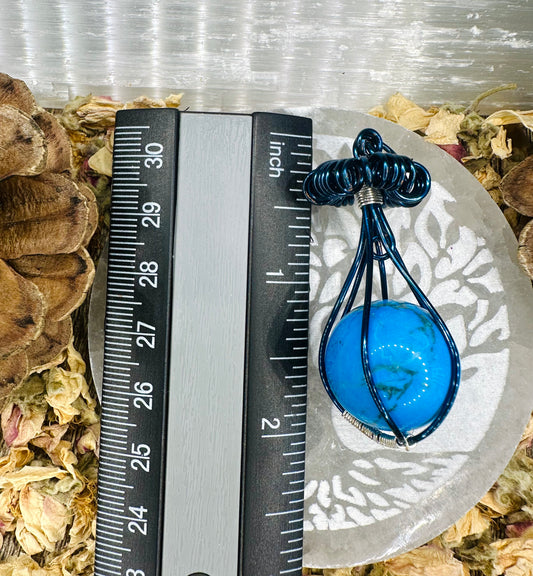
[303,129,461,448]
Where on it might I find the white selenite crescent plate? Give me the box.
[296,109,533,568]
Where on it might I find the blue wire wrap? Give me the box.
[303,129,461,448]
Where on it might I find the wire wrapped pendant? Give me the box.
[304,129,461,448]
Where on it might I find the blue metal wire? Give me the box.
[303,129,461,448]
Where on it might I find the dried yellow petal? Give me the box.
[1,397,47,447]
[370,92,434,132]
[491,528,533,576]
[18,485,69,552]
[490,127,513,159]
[44,344,96,426]
[88,143,113,177]
[15,517,44,555]
[0,446,34,475]
[384,544,468,576]
[443,506,491,547]
[76,96,123,128]
[425,109,465,146]
[0,487,19,534]
[485,109,533,132]
[0,465,66,491]
[0,553,51,576]
[164,93,184,108]
[480,488,519,516]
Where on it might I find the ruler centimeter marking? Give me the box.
[95,109,312,576]
[95,109,179,576]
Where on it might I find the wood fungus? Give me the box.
[518,219,533,280]
[500,155,533,218]
[0,74,97,398]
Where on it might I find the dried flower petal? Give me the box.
[15,517,44,555]
[369,93,434,132]
[490,127,513,159]
[77,423,100,455]
[443,506,491,547]
[479,488,518,516]
[44,344,97,426]
[0,446,34,475]
[76,96,123,129]
[0,554,53,576]
[1,397,46,447]
[88,143,113,177]
[0,488,19,535]
[0,465,66,491]
[31,423,69,454]
[425,109,465,146]
[491,528,533,576]
[384,544,468,576]
[17,484,69,552]
[486,109,533,132]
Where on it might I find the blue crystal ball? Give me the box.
[324,300,453,435]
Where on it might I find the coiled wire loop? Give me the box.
[303,128,461,448]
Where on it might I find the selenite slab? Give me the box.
[297,109,533,567]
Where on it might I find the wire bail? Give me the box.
[303,129,461,448]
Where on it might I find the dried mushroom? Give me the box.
[9,249,95,322]
[0,174,90,259]
[0,73,37,115]
[32,108,72,174]
[501,155,533,218]
[0,260,44,361]
[0,74,97,398]
[0,105,46,181]
[518,219,533,280]
[78,182,99,245]
[25,316,73,372]
[0,350,28,396]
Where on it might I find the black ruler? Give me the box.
[94,108,312,576]
[241,114,312,575]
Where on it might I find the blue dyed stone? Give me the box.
[324,300,452,435]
